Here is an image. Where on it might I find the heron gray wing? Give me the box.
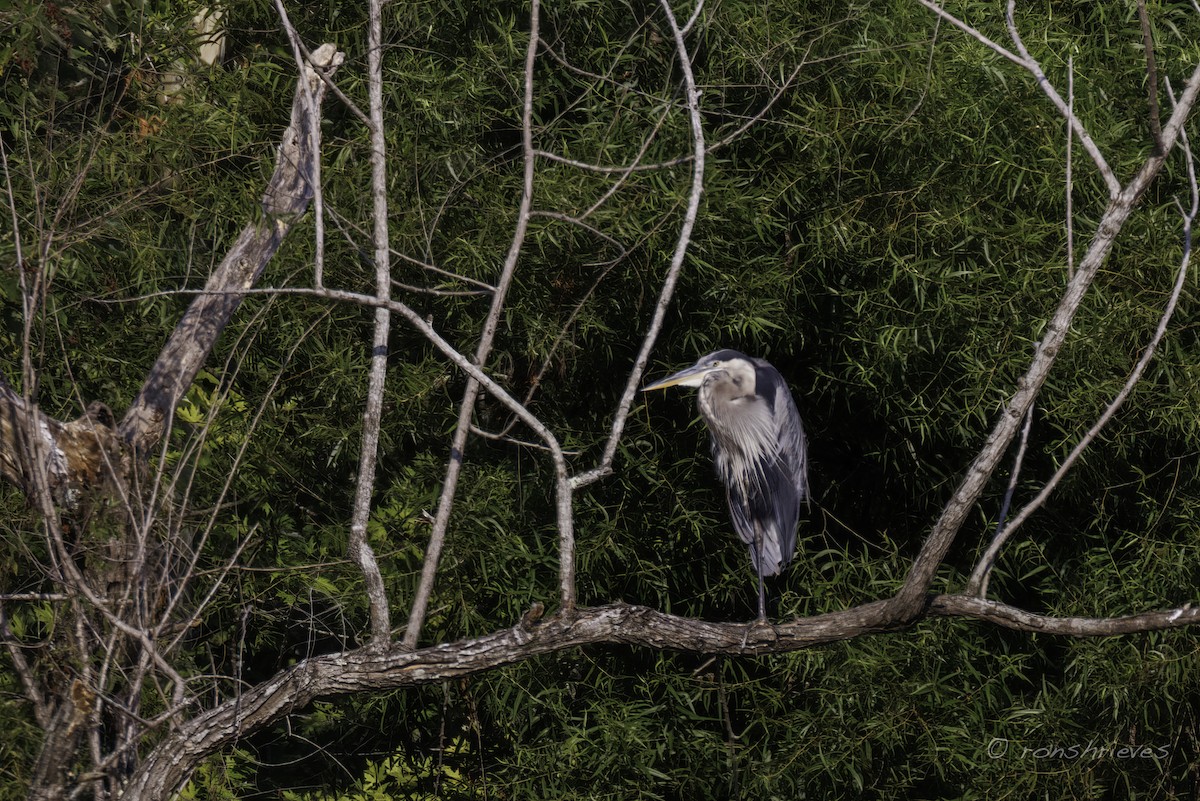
[725,451,801,576]
[772,380,809,504]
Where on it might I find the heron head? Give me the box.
[642,350,755,393]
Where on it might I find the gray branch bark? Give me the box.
[118,44,345,457]
[120,593,1200,801]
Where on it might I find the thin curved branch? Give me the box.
[965,400,1034,598]
[1003,0,1120,198]
[321,201,498,293]
[929,595,1200,636]
[1136,0,1163,154]
[569,0,708,492]
[534,60,803,176]
[111,286,570,457]
[681,0,704,36]
[913,0,1120,198]
[912,0,1026,66]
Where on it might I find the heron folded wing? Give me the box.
[726,461,800,576]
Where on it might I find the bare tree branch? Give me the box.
[120,591,1200,801]
[118,44,344,457]
[1001,0,1121,198]
[965,399,1034,598]
[404,0,547,646]
[569,0,708,492]
[346,0,394,647]
[966,86,1200,599]
[890,16,1200,617]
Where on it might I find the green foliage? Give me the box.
[5,0,1200,798]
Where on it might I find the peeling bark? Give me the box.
[0,45,346,801]
[119,43,345,457]
[0,46,344,504]
[0,378,123,510]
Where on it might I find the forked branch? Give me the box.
[966,85,1200,598]
[892,3,1200,619]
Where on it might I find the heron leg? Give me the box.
[756,563,766,622]
[751,532,767,623]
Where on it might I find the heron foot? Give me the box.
[739,616,780,651]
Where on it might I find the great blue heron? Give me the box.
[643,349,809,621]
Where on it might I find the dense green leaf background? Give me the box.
[3,0,1200,797]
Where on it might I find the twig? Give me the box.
[1137,0,1163,154]
[322,201,498,292]
[469,425,582,455]
[681,0,705,36]
[965,400,1033,597]
[1066,55,1074,279]
[0,602,50,727]
[534,60,804,175]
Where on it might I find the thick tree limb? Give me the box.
[118,44,344,457]
[121,593,1200,801]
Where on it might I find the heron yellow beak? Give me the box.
[642,363,715,391]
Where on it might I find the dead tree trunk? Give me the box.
[0,44,344,801]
